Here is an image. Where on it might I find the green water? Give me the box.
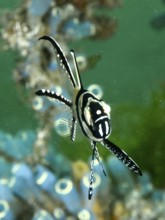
[0,0,165,188]
[0,0,165,133]
[82,0,165,104]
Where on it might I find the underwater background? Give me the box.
[0,0,165,219]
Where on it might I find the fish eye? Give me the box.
[96,109,101,115]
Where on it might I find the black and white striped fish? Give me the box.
[35,36,142,200]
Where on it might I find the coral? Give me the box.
[0,130,165,219]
